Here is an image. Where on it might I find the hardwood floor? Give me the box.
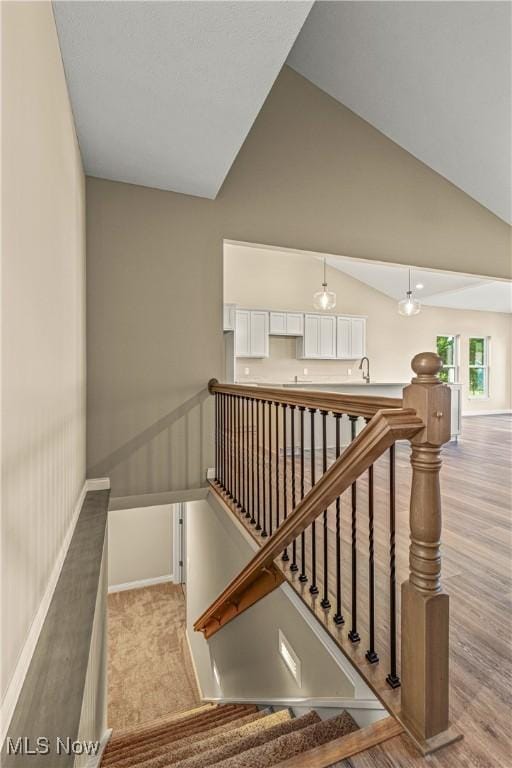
[218,414,512,767]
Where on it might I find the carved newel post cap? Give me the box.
[411,352,442,383]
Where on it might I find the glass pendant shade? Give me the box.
[398,269,421,316]
[398,292,421,316]
[313,257,336,310]
[313,286,337,311]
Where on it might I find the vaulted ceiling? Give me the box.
[54,1,511,222]
[53,1,313,198]
[288,1,511,224]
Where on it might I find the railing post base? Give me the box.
[400,582,450,742]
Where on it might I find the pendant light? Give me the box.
[398,268,421,316]
[313,257,336,311]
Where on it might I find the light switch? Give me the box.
[244,367,250,376]
[303,368,308,376]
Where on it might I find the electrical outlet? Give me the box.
[348,369,352,376]
[303,368,308,376]
[244,367,250,376]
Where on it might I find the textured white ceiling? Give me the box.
[327,255,512,314]
[53,1,313,197]
[288,1,511,223]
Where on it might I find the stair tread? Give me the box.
[164,710,319,768]
[102,706,256,764]
[271,715,403,768]
[207,711,359,768]
[107,710,275,768]
[109,706,216,744]
[122,709,291,768]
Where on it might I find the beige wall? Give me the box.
[108,505,173,589]
[224,244,512,414]
[186,495,365,704]
[1,0,86,709]
[86,66,511,498]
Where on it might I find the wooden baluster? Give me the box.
[401,352,455,752]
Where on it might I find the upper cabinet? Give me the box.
[225,303,366,361]
[336,316,366,359]
[235,310,269,358]
[223,303,236,331]
[269,311,304,336]
[298,314,337,359]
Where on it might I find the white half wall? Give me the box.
[108,505,174,590]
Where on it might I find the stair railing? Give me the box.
[195,352,456,753]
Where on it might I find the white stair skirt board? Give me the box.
[108,574,175,594]
[1,478,110,745]
[83,728,112,768]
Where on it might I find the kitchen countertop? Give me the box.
[238,380,408,388]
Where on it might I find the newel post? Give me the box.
[401,352,458,753]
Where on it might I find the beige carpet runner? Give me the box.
[101,703,359,768]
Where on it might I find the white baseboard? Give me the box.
[203,695,383,711]
[86,477,111,490]
[462,409,512,417]
[1,478,109,745]
[185,628,204,700]
[108,574,174,594]
[83,728,112,768]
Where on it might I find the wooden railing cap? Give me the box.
[411,352,443,384]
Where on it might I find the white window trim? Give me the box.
[436,334,460,384]
[278,630,302,687]
[468,336,490,400]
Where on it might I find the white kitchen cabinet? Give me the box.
[298,314,336,359]
[336,318,351,358]
[287,313,304,336]
[235,310,269,358]
[351,318,366,359]
[269,312,287,335]
[269,311,304,336]
[336,316,366,359]
[223,303,236,331]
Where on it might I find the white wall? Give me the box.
[108,505,174,590]
[186,495,376,706]
[224,243,512,414]
[1,0,86,715]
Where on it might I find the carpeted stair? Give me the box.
[100,704,359,768]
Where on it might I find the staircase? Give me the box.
[100,703,366,768]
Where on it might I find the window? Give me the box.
[469,337,489,398]
[278,630,301,686]
[436,335,459,383]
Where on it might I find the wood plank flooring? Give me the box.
[216,414,512,767]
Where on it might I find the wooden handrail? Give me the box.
[194,406,423,638]
[208,380,402,418]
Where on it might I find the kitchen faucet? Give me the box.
[359,356,370,383]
